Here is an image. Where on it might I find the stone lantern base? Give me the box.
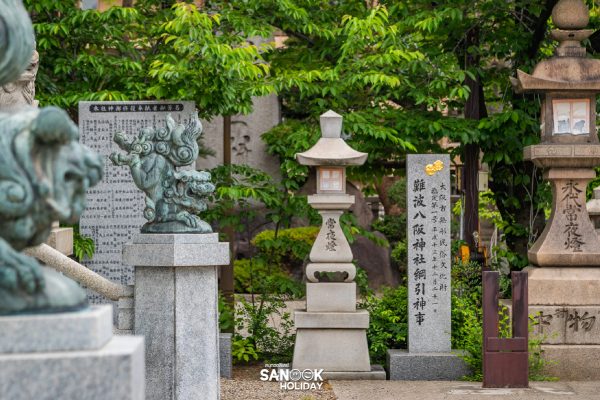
[292,282,385,380]
[525,266,600,380]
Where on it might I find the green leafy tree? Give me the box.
[26,0,272,119]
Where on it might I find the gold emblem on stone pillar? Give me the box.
[425,160,444,176]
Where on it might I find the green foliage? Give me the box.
[359,286,408,365]
[372,215,406,244]
[234,294,296,363]
[355,266,372,297]
[233,259,304,299]
[72,226,95,262]
[205,164,318,234]
[252,226,319,271]
[26,1,272,118]
[218,291,235,332]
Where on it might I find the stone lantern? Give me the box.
[292,111,384,379]
[512,0,600,380]
[513,0,600,266]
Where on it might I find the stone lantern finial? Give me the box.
[552,0,589,30]
[320,110,343,139]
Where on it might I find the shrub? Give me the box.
[359,286,408,365]
[233,259,304,299]
[252,226,319,275]
[234,294,296,364]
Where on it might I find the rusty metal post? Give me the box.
[483,271,529,388]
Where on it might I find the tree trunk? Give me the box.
[461,27,487,251]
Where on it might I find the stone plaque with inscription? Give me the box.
[407,154,451,353]
[79,101,196,293]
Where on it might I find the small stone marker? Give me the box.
[387,154,469,380]
[79,101,195,290]
[407,154,451,353]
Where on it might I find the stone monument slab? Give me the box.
[388,154,469,380]
[407,154,452,353]
[79,101,196,293]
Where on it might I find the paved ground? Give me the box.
[222,366,600,400]
[329,381,600,400]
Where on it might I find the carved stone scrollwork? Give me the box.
[305,263,356,283]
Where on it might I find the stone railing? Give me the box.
[24,244,133,333]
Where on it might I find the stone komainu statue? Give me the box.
[0,0,103,314]
[110,114,215,233]
[0,108,103,313]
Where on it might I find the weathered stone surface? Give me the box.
[524,145,600,168]
[195,95,282,179]
[541,344,600,380]
[309,210,354,263]
[0,335,145,400]
[552,0,588,30]
[295,310,369,329]
[293,328,370,372]
[350,233,399,288]
[527,169,600,267]
[0,305,112,353]
[407,154,452,353]
[526,266,600,305]
[529,306,567,344]
[306,282,356,312]
[387,349,471,381]
[79,101,196,290]
[220,332,232,379]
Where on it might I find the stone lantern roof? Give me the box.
[296,110,368,166]
[511,0,600,93]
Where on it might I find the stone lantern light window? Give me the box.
[552,98,590,135]
[317,166,345,193]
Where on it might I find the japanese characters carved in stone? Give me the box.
[110,114,215,233]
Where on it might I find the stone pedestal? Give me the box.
[123,233,229,400]
[526,266,600,379]
[293,282,385,380]
[0,305,144,400]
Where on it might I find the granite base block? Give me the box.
[323,365,386,380]
[387,349,471,380]
[0,305,112,353]
[220,332,232,379]
[0,335,145,400]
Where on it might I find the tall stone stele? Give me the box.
[512,0,600,380]
[292,111,384,379]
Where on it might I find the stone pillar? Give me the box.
[387,154,469,380]
[123,233,229,400]
[0,304,144,400]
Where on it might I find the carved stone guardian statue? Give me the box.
[0,0,103,314]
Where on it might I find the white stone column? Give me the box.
[123,233,229,400]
